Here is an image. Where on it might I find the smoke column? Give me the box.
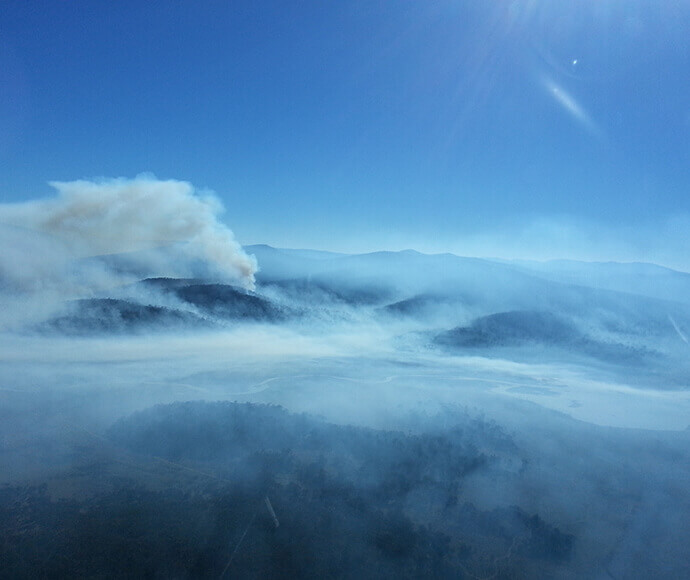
[0,176,257,290]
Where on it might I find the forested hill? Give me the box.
[2,402,574,579]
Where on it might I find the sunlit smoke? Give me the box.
[0,176,257,291]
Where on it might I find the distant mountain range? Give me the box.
[246,244,690,306]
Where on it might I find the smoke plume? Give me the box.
[0,176,257,292]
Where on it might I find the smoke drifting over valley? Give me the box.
[1,179,689,579]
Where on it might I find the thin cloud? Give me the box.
[542,76,601,137]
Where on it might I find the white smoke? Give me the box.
[0,176,257,292]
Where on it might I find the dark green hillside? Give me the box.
[1,402,574,579]
[43,298,210,334]
[175,283,286,320]
[141,277,289,320]
[435,310,657,364]
[437,311,578,348]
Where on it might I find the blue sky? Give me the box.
[1,1,689,264]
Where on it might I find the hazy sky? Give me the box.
[1,1,688,263]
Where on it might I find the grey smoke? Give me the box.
[0,176,257,295]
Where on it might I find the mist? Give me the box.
[1,193,689,578]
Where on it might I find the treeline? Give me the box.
[0,402,573,578]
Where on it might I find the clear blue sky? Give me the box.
[1,1,688,262]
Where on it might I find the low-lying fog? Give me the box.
[1,180,689,578]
